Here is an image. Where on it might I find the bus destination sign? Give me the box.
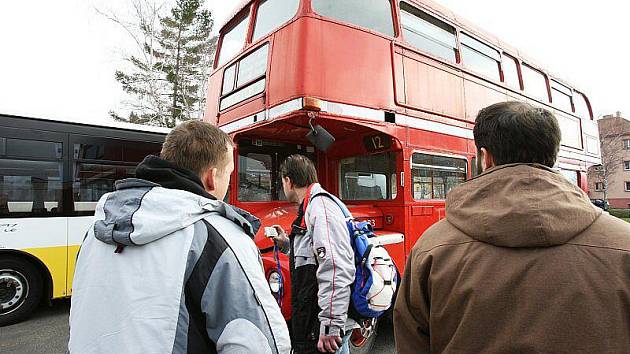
[363,134,392,152]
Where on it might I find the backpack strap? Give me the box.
[300,186,352,228]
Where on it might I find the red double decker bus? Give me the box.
[206,0,601,350]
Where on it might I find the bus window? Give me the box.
[237,140,316,202]
[412,153,466,200]
[252,0,300,41]
[72,139,162,213]
[461,33,501,81]
[312,0,395,37]
[217,10,250,67]
[0,161,63,216]
[502,54,521,89]
[220,44,269,111]
[1,138,63,217]
[522,64,549,102]
[560,169,578,186]
[551,80,573,113]
[239,152,273,202]
[73,164,136,213]
[340,152,397,201]
[471,156,478,179]
[586,136,599,155]
[574,92,592,119]
[400,2,457,63]
[5,138,62,160]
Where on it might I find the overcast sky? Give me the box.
[0,0,628,124]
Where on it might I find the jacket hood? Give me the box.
[446,164,601,248]
[94,179,259,246]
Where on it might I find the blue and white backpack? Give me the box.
[308,192,398,319]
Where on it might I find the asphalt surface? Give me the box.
[0,299,395,353]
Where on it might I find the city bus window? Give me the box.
[0,138,63,217]
[252,0,300,41]
[502,54,521,89]
[574,92,592,119]
[0,160,63,217]
[340,152,397,201]
[73,164,136,213]
[72,139,162,213]
[411,153,466,200]
[400,2,457,63]
[237,140,316,202]
[461,33,501,81]
[312,0,395,37]
[551,80,573,113]
[5,139,62,160]
[217,11,250,67]
[521,64,549,102]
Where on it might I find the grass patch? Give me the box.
[623,218,630,223]
[609,209,630,219]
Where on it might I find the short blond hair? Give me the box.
[160,120,234,176]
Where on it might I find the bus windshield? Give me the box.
[237,139,316,202]
[340,152,397,201]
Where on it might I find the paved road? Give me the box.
[0,299,395,353]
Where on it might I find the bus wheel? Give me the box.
[0,257,43,326]
[349,318,378,354]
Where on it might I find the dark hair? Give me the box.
[160,120,234,176]
[279,155,318,188]
[473,101,561,168]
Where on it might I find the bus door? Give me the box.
[407,152,468,252]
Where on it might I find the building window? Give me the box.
[400,2,457,63]
[626,182,630,192]
[252,0,300,41]
[312,0,395,37]
[624,139,630,150]
[502,54,521,89]
[460,33,501,81]
[595,182,604,191]
[411,153,467,200]
[625,161,630,170]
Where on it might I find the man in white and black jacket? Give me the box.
[69,121,291,354]
[271,155,356,354]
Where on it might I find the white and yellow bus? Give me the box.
[0,115,167,325]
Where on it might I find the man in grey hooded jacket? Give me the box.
[270,155,356,354]
[69,121,291,354]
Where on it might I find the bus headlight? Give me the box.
[268,271,282,293]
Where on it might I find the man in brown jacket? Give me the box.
[394,101,630,353]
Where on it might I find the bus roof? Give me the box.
[219,0,581,92]
[0,113,171,135]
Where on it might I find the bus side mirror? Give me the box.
[306,124,335,152]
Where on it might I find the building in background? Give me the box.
[588,112,630,209]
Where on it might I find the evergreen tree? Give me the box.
[109,0,216,128]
